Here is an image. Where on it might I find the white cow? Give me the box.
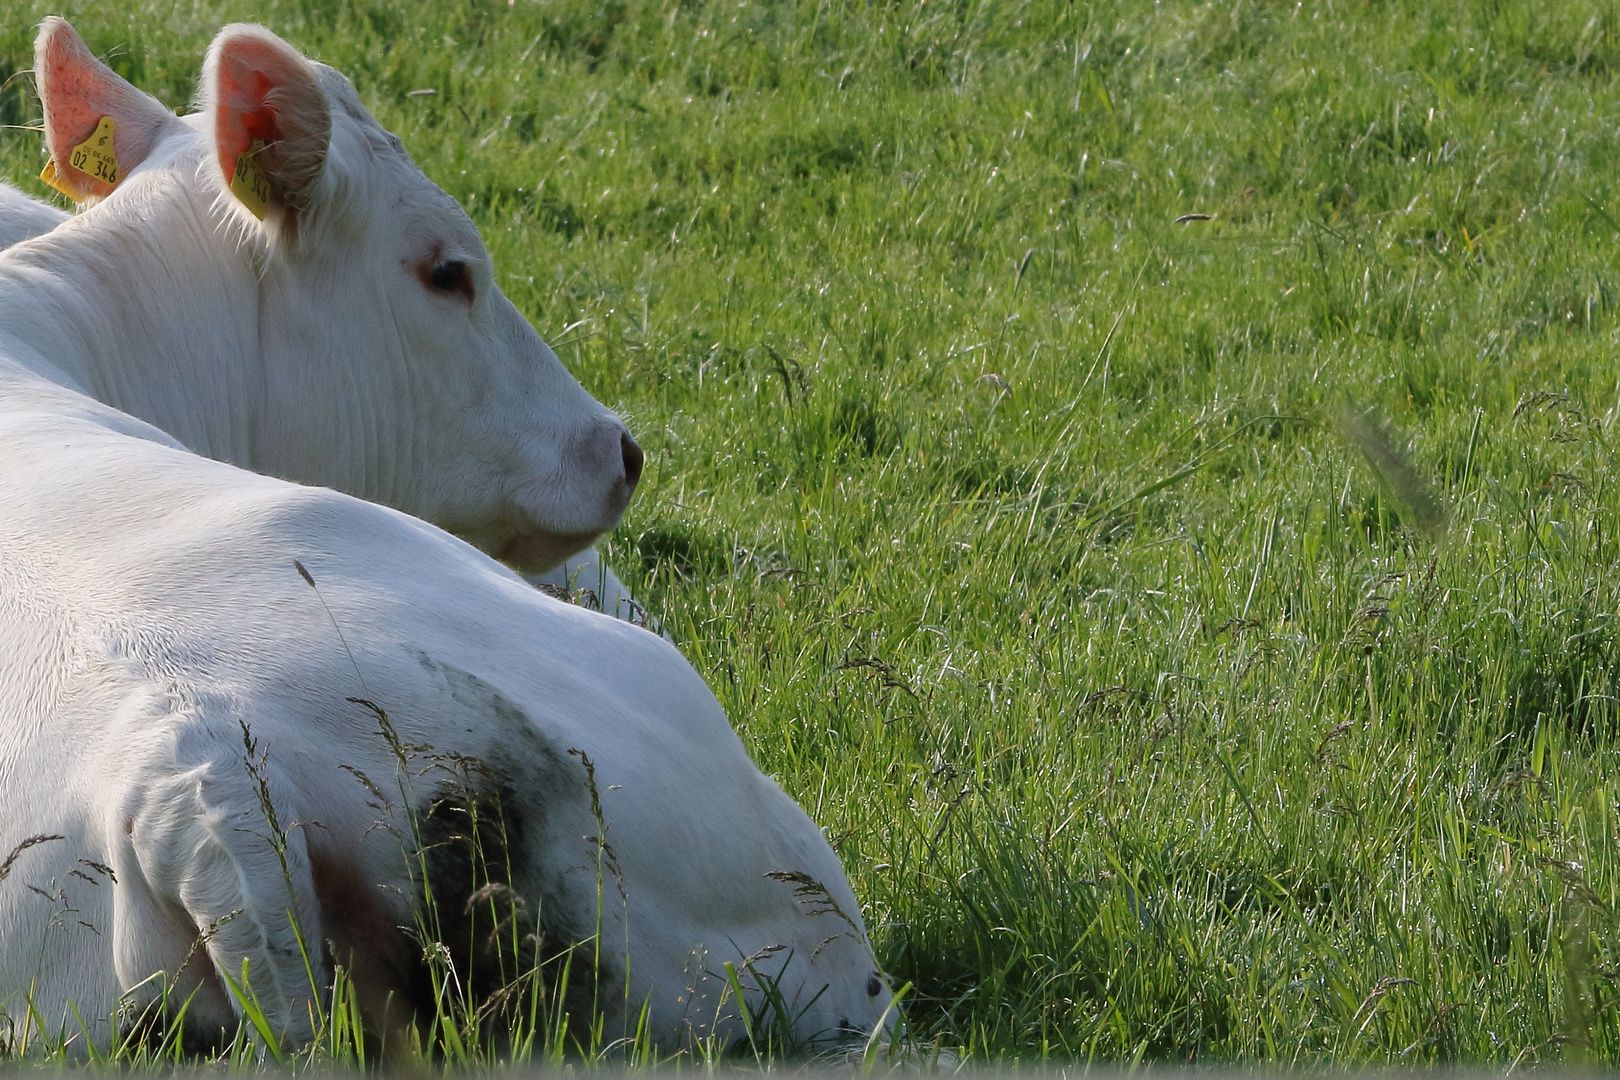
[32,18,640,573]
[0,182,654,629]
[0,181,69,242]
[0,17,888,1055]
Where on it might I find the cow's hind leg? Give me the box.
[118,756,326,1050]
[110,860,235,1054]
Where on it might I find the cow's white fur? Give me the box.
[0,19,887,1052]
[29,18,641,574]
[0,182,653,630]
[0,181,69,242]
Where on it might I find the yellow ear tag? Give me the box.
[38,158,77,200]
[231,139,271,220]
[67,115,119,186]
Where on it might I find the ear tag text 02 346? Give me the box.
[231,139,271,220]
[40,115,119,198]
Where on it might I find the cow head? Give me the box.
[34,19,641,572]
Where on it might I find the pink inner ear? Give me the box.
[213,36,305,187]
[44,88,105,163]
[214,75,279,185]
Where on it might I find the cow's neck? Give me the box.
[0,187,263,466]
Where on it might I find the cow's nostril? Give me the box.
[621,432,644,489]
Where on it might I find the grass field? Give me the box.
[6,0,1620,1067]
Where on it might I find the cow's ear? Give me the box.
[201,25,330,223]
[35,17,181,203]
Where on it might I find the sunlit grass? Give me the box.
[5,0,1620,1066]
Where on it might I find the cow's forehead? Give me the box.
[308,66,479,241]
[314,64,407,159]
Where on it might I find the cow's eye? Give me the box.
[421,259,474,304]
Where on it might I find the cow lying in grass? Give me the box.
[0,182,654,631]
[0,17,888,1055]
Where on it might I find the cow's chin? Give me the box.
[494,528,603,575]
